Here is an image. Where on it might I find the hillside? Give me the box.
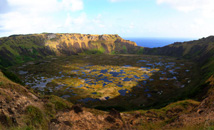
[0,34,214,129]
[142,36,214,97]
[0,33,137,67]
[143,36,214,63]
[142,36,214,73]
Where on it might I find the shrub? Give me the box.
[48,95,73,111]
[122,45,127,53]
[137,47,144,54]
[44,103,55,118]
[84,49,104,55]
[1,69,24,85]
[111,50,116,55]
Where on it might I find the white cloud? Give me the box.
[109,0,121,2]
[0,0,123,37]
[64,13,88,28]
[0,0,84,36]
[109,0,127,2]
[7,0,83,13]
[62,13,113,34]
[156,0,214,37]
[156,0,214,13]
[129,22,134,29]
[92,14,106,28]
[61,0,84,12]
[0,11,59,35]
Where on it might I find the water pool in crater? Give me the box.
[13,55,194,108]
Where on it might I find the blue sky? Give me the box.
[0,0,214,38]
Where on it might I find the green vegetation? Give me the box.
[0,34,54,67]
[0,33,137,67]
[1,69,24,85]
[82,48,105,55]
[137,47,144,54]
[122,45,127,53]
[111,50,116,54]
[25,105,44,125]
[42,95,73,124]
[128,99,200,130]
[1,34,214,129]
[14,54,195,111]
[48,95,73,111]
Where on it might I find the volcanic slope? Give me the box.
[0,34,214,129]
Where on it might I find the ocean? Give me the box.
[123,37,195,48]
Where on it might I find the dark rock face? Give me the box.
[0,112,9,126]
[88,35,96,40]
[99,35,108,40]
[197,109,203,114]
[72,104,83,114]
[63,121,72,126]
[51,119,61,124]
[105,116,116,123]
[7,108,14,115]
[109,108,122,120]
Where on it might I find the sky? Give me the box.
[0,0,214,38]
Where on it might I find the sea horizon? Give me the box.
[123,37,196,48]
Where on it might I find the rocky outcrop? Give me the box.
[0,71,44,129]
[0,70,75,129]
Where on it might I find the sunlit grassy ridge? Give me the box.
[0,33,137,67]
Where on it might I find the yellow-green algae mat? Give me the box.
[12,55,194,109]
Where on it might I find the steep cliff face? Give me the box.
[44,33,137,55]
[0,33,137,67]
